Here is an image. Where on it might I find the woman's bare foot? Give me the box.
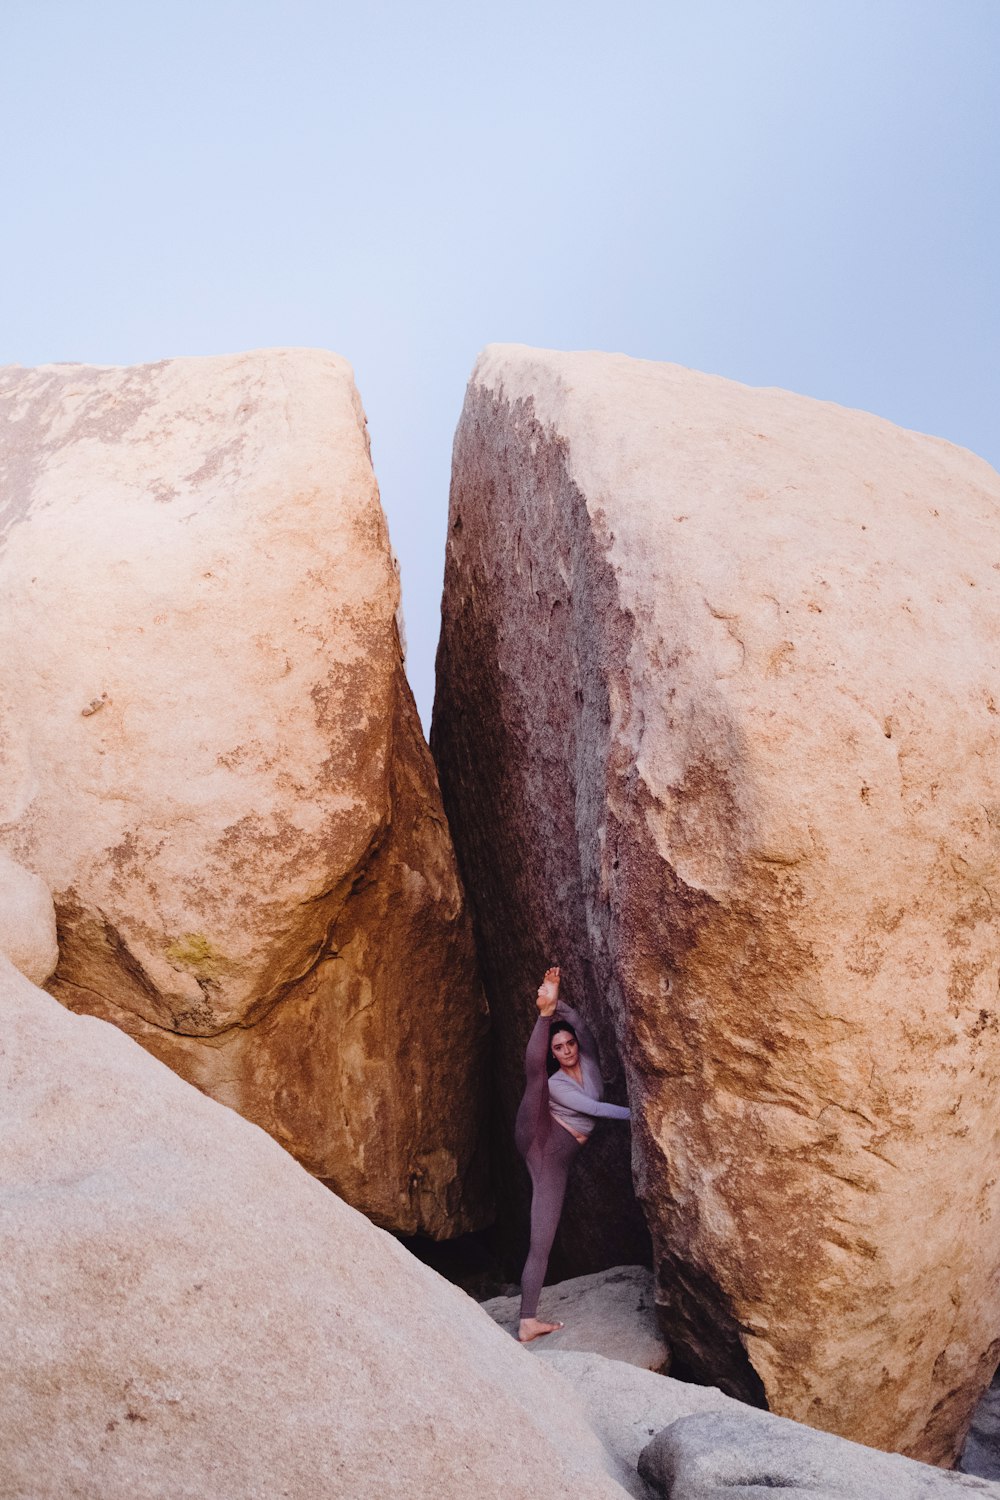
[518,1317,563,1343]
[536,965,560,1018]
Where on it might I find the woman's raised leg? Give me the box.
[514,1010,554,1161]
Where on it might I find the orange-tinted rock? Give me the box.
[432,344,1000,1461]
[0,349,488,1236]
[0,959,630,1500]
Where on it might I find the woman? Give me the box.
[515,965,631,1343]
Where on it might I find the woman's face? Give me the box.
[551,1029,579,1070]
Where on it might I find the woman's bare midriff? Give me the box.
[552,1112,588,1145]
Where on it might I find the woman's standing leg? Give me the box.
[519,1128,581,1326]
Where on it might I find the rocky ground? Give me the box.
[481,1265,670,1371]
[481,1265,1000,1491]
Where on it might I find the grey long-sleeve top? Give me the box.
[547,1000,631,1139]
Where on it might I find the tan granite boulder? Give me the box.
[0,958,627,1500]
[432,344,1000,1462]
[0,349,488,1236]
[0,849,58,984]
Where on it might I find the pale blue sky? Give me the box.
[2,1,997,724]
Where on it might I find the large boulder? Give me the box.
[0,349,488,1236]
[0,957,629,1500]
[431,344,1000,1460]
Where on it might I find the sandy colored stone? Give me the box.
[0,348,488,1236]
[540,1352,736,1499]
[0,849,58,984]
[639,1407,1000,1498]
[482,1266,670,1371]
[432,344,1000,1460]
[0,958,630,1500]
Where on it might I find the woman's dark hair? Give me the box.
[547,1020,577,1076]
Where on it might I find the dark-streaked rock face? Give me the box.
[432,343,1000,1461]
[0,348,489,1237]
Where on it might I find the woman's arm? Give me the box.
[576,1096,631,1121]
[548,1072,630,1121]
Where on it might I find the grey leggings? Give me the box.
[515,1013,583,1321]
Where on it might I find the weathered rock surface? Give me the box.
[0,348,488,1236]
[0,849,58,983]
[540,1351,735,1499]
[0,957,631,1500]
[432,344,1000,1459]
[482,1266,670,1371]
[962,1375,1000,1480]
[639,1407,1000,1498]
